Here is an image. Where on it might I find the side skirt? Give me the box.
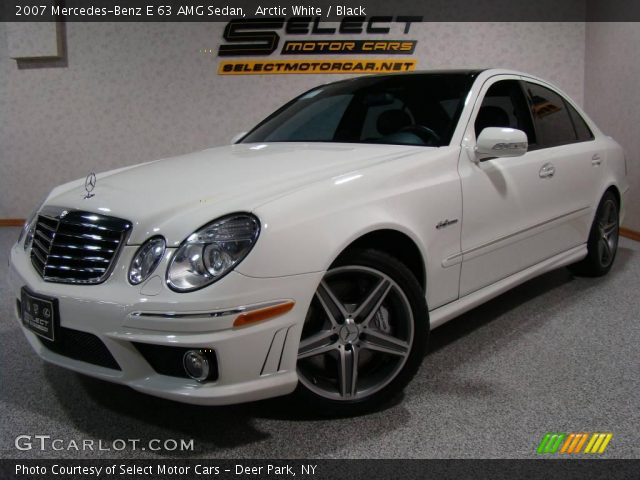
[429,244,587,329]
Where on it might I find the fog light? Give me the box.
[183,350,210,382]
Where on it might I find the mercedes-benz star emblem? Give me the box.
[84,172,97,199]
[339,319,360,344]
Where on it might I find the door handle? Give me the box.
[592,154,602,166]
[539,163,555,178]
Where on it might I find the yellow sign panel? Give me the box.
[218,59,417,75]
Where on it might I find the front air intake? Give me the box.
[30,208,131,284]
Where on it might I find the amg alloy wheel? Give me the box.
[570,191,620,277]
[296,249,428,415]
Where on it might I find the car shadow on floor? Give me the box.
[427,268,574,355]
[428,246,635,355]
[412,246,636,405]
[40,364,411,457]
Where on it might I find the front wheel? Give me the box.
[570,191,619,277]
[295,249,428,415]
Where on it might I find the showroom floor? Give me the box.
[1,227,638,459]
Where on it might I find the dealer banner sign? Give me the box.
[213,10,422,74]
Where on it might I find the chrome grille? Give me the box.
[30,208,132,284]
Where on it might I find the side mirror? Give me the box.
[230,132,247,144]
[475,127,528,162]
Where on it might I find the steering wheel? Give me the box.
[398,125,442,145]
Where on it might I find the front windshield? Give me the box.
[241,73,476,147]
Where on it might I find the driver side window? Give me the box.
[475,80,536,147]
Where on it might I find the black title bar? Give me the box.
[3,0,640,22]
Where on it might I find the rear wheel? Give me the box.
[570,191,619,277]
[295,249,428,415]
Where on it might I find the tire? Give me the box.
[294,248,428,416]
[570,191,620,277]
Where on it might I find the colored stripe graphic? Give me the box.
[560,433,589,454]
[573,433,589,453]
[584,433,599,453]
[548,434,565,453]
[537,434,552,454]
[537,433,565,454]
[585,433,613,454]
[560,434,576,453]
[538,433,612,454]
[597,433,613,453]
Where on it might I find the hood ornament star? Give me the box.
[84,172,97,199]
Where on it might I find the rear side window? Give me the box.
[566,102,595,142]
[525,82,579,148]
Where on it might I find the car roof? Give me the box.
[324,68,559,93]
[337,69,486,83]
[335,68,547,83]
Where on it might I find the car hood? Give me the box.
[46,142,425,245]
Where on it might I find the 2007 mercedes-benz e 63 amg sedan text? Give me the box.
[10,69,628,414]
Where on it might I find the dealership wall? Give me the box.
[585,23,640,231]
[0,22,588,219]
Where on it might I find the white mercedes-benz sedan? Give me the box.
[9,69,629,414]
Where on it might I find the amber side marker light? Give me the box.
[233,301,295,328]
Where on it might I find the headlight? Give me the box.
[167,214,260,292]
[128,236,167,285]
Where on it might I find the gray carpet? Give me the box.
[1,227,638,459]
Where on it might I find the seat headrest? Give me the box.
[475,106,510,135]
[377,109,412,135]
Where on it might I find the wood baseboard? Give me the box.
[0,218,25,227]
[620,227,640,242]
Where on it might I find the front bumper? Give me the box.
[9,242,322,405]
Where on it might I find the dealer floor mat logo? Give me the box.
[211,14,422,75]
[536,432,613,454]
